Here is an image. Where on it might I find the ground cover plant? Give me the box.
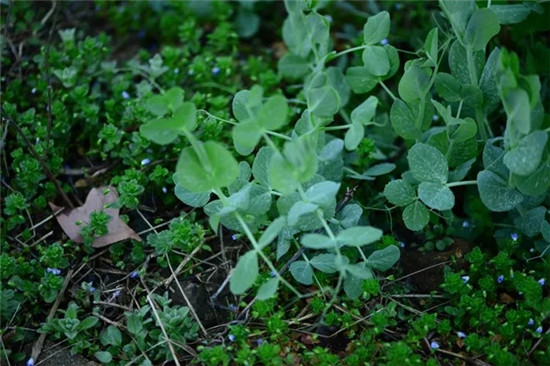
[1,0,549,365]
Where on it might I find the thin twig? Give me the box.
[31,269,74,363]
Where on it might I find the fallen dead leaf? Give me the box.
[49,186,141,248]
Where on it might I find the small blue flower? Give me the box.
[536,326,543,334]
[497,275,504,284]
[228,334,235,342]
[432,114,439,121]
[231,234,238,241]
[89,286,96,293]
[528,318,534,327]
[462,221,470,228]
[530,248,535,253]
[457,331,466,338]
[47,268,61,275]
[461,276,470,284]
[395,3,403,10]
[130,271,139,279]
[27,358,35,366]
[188,69,194,76]
[430,341,439,350]
[141,158,151,166]
[510,233,518,241]
[380,38,389,46]
[31,88,37,94]
[174,68,179,74]
[162,187,168,194]
[538,278,545,286]
[399,241,405,248]
[122,91,130,99]
[212,67,221,76]
[228,304,237,311]
[114,290,121,298]
[257,338,264,345]
[270,271,276,278]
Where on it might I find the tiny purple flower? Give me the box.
[461,276,470,284]
[228,334,235,342]
[538,278,545,286]
[457,331,466,338]
[212,67,221,76]
[536,326,543,334]
[510,233,518,241]
[231,234,238,241]
[47,268,61,275]
[256,338,264,345]
[141,158,151,166]
[27,358,35,366]
[462,221,470,228]
[430,341,439,350]
[89,286,96,293]
[380,38,389,46]
[497,275,504,284]
[528,318,534,327]
[130,270,139,279]
[399,241,405,248]
[162,187,168,193]
[113,290,121,298]
[228,304,237,311]
[122,91,130,99]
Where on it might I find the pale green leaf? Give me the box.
[403,201,430,231]
[337,226,382,247]
[477,170,523,212]
[256,278,279,300]
[408,143,449,183]
[230,250,258,294]
[367,245,400,271]
[418,182,455,211]
[384,179,416,207]
[289,260,313,285]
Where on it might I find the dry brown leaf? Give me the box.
[49,186,141,248]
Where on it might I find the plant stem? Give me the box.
[379,80,397,101]
[198,110,236,125]
[447,180,477,188]
[266,130,292,141]
[329,45,369,61]
[324,125,350,131]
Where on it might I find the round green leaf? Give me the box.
[403,201,430,231]
[301,233,336,249]
[289,260,313,285]
[256,278,279,300]
[367,245,400,271]
[477,170,523,212]
[337,226,382,247]
[418,182,455,211]
[384,179,416,207]
[408,143,449,183]
[230,250,258,294]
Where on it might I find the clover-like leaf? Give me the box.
[230,250,258,294]
[408,143,449,183]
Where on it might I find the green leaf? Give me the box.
[326,67,351,107]
[305,181,340,208]
[344,121,364,151]
[363,163,396,177]
[398,65,430,103]
[351,96,378,125]
[175,141,239,192]
[278,53,310,79]
[408,143,449,183]
[384,179,416,207]
[232,120,262,156]
[439,0,476,34]
[95,351,113,364]
[307,85,340,118]
[483,140,509,179]
[477,170,523,212]
[344,272,365,299]
[140,103,196,144]
[164,87,185,112]
[390,99,422,140]
[435,73,462,102]
[174,184,210,207]
[513,160,550,196]
[310,254,338,273]
[101,326,122,347]
[449,40,484,85]
[79,316,99,331]
[345,66,378,94]
[258,217,286,248]
[258,95,289,131]
[126,314,142,334]
[490,4,531,24]
[345,262,373,279]
[479,48,502,113]
[230,250,258,294]
[450,118,477,142]
[144,94,168,117]
[339,204,363,228]
[464,8,501,51]
[514,206,546,237]
[289,260,313,285]
[418,182,455,211]
[363,11,390,45]
[337,226,382,247]
[319,139,344,161]
[252,147,273,187]
[362,46,390,76]
[288,201,319,227]
[232,87,262,122]
[256,278,279,300]
[367,245,400,271]
[301,233,337,249]
[503,131,548,176]
[424,28,439,65]
[403,201,430,231]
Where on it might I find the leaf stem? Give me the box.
[266,130,292,141]
[324,125,350,131]
[379,81,397,101]
[234,213,303,298]
[198,110,236,125]
[329,45,369,61]
[447,180,477,188]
